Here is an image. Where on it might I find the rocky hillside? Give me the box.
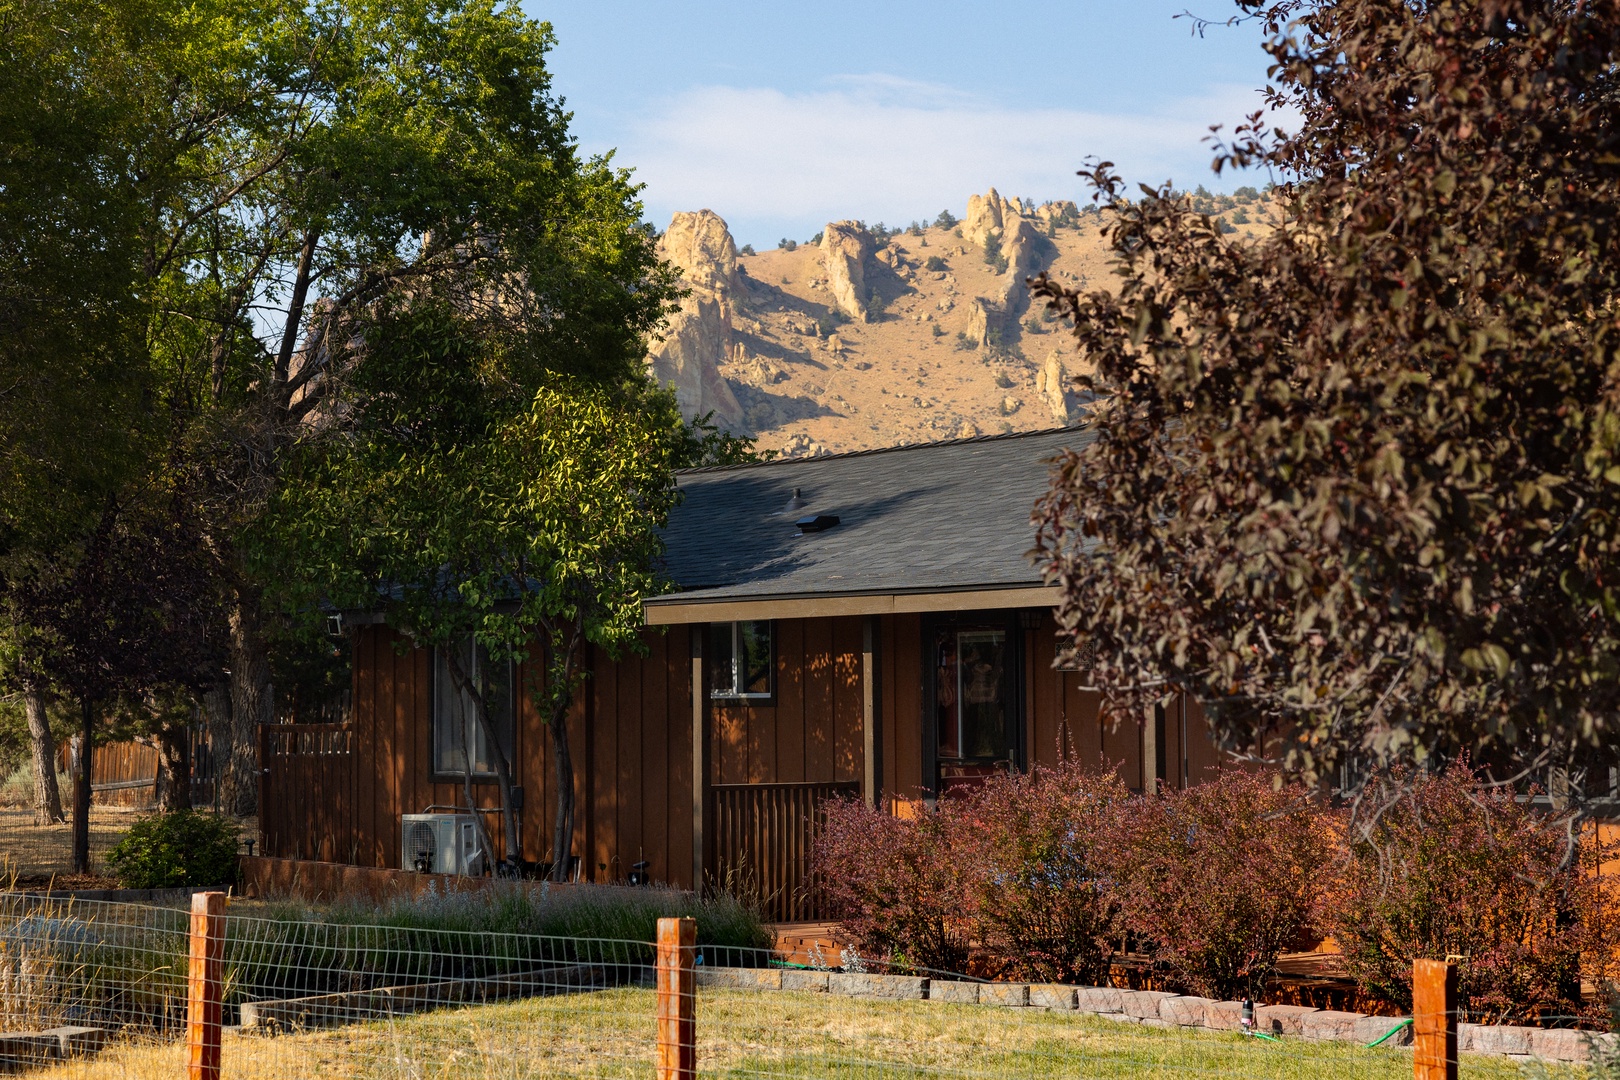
[648,188,1273,457]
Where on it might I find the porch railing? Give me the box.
[711,780,859,923]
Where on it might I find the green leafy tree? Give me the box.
[2,0,677,819]
[1032,0,1620,799]
[260,300,696,878]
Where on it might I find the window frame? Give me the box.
[429,637,516,783]
[708,620,776,703]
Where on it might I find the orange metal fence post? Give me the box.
[656,916,696,1080]
[1413,958,1458,1080]
[187,891,228,1080]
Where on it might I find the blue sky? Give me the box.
[524,2,1281,248]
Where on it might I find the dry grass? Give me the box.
[0,806,148,887]
[25,987,1568,1080]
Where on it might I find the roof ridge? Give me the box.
[679,421,1091,475]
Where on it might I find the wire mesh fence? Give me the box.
[0,893,1603,1079]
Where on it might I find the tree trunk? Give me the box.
[201,683,229,811]
[25,690,63,825]
[547,624,585,884]
[223,602,272,817]
[548,697,575,883]
[71,699,93,874]
[154,722,191,811]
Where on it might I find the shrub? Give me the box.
[930,323,944,337]
[777,238,796,251]
[1326,764,1617,1023]
[958,763,1126,983]
[924,255,948,272]
[809,231,823,246]
[994,372,1015,389]
[106,809,240,889]
[814,797,970,973]
[934,209,957,229]
[1229,208,1250,224]
[1101,771,1328,1001]
[982,234,1008,274]
[738,243,755,255]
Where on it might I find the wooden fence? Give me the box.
[259,723,357,863]
[54,728,214,808]
[711,780,858,923]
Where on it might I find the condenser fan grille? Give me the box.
[405,821,438,866]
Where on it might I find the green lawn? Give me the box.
[35,987,1580,1080]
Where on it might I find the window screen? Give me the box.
[432,638,514,778]
[709,621,773,698]
[935,627,1008,760]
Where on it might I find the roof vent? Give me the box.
[795,514,840,534]
[783,487,806,513]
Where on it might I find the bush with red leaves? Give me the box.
[1101,769,1329,1001]
[812,796,971,973]
[956,762,1126,984]
[1326,764,1618,1024]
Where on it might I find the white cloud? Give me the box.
[612,76,1281,245]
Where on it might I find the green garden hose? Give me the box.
[1365,1018,1413,1048]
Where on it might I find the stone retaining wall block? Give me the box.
[1029,984,1077,1011]
[927,980,980,1004]
[829,973,928,1000]
[1074,986,1123,1014]
[1255,1004,1318,1036]
[1458,1023,1533,1057]
[1353,1016,1412,1046]
[1298,1010,1363,1042]
[980,983,1030,1008]
[1159,996,1212,1027]
[1531,1028,1589,1063]
[697,967,783,991]
[1122,990,1176,1021]
[781,970,830,994]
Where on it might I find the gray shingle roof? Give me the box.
[649,425,1092,606]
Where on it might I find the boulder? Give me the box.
[820,221,875,323]
[646,210,746,429]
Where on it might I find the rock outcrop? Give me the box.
[647,210,746,429]
[1036,348,1073,422]
[997,216,1046,311]
[820,221,875,323]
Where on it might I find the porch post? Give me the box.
[690,626,709,892]
[862,615,883,810]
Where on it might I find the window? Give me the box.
[432,638,514,779]
[935,627,1008,761]
[709,621,773,699]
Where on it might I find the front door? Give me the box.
[923,613,1023,798]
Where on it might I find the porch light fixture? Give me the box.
[795,514,840,533]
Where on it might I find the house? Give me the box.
[259,426,1227,918]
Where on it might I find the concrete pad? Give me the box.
[927,979,980,1004]
[828,973,928,1000]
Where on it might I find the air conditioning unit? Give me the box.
[401,813,485,876]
